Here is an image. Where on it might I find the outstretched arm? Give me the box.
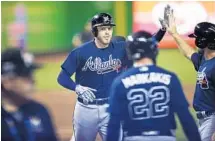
[160,5,196,60]
[171,33,196,60]
[152,28,166,42]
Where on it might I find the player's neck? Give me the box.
[134,58,154,67]
[94,38,108,48]
[204,48,215,60]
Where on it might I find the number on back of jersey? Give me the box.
[127,86,170,120]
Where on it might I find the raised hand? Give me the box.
[159,4,170,30]
[159,5,178,35]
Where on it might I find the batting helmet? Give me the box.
[91,13,116,37]
[188,22,215,50]
[1,48,41,77]
[126,30,158,62]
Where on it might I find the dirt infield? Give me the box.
[33,84,195,141]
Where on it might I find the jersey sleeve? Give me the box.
[107,79,123,141]
[170,75,201,141]
[152,28,166,42]
[170,74,189,112]
[191,52,202,71]
[177,106,201,141]
[57,69,76,91]
[58,48,80,91]
[61,48,80,76]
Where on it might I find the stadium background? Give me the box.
[1,1,215,141]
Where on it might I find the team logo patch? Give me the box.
[197,67,209,89]
[29,116,43,132]
[82,55,122,74]
[103,16,110,23]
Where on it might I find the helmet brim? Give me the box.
[21,63,43,77]
[188,33,197,38]
[93,23,116,27]
[29,63,43,70]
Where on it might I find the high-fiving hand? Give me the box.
[159,5,178,35]
[75,85,96,104]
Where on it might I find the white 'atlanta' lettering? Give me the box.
[82,55,122,74]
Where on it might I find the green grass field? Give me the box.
[35,49,198,141]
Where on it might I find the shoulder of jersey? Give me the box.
[20,100,48,112]
[112,40,126,49]
[156,66,176,77]
[72,40,94,51]
[126,66,176,78]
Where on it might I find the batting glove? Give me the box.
[75,85,96,103]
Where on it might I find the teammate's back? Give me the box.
[117,65,182,135]
[107,30,201,141]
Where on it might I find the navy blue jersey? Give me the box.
[107,65,201,141]
[191,52,215,111]
[1,101,58,141]
[2,107,16,141]
[61,40,131,98]
[58,29,166,99]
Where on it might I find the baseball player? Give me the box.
[1,48,58,141]
[57,12,166,141]
[160,5,215,141]
[106,30,201,141]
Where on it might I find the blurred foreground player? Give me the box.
[1,48,58,141]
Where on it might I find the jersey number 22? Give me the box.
[127,86,170,120]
